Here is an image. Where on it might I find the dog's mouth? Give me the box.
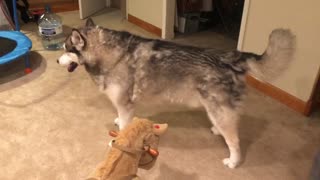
[67,62,78,72]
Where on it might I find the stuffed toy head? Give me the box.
[109,117,168,170]
[88,117,168,180]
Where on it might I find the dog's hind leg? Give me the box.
[201,98,241,168]
[217,107,241,169]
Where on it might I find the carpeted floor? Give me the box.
[0,9,319,180]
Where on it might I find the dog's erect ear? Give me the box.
[71,29,85,51]
[85,18,95,27]
[153,123,168,136]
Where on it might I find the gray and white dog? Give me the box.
[57,18,295,168]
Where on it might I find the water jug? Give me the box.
[38,5,64,50]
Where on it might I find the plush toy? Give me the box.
[88,117,168,180]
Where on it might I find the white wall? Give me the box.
[79,0,105,19]
[127,0,163,28]
[239,0,320,102]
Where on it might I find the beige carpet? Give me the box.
[0,9,320,180]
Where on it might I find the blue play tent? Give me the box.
[0,0,32,73]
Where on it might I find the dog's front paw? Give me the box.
[210,126,221,135]
[114,117,119,126]
[113,117,129,130]
[223,158,239,169]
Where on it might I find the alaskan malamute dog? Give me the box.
[57,18,295,168]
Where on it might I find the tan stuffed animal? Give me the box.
[88,117,168,180]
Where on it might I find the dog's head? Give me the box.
[57,18,95,72]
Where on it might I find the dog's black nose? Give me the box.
[56,59,59,63]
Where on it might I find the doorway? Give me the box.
[173,0,245,50]
[110,0,126,18]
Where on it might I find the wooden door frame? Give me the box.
[237,0,250,50]
[161,0,175,39]
[307,68,320,115]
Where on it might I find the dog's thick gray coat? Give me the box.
[58,18,295,168]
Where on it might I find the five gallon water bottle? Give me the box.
[38,5,64,50]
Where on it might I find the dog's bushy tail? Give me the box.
[246,28,296,81]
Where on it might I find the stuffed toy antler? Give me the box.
[88,117,168,180]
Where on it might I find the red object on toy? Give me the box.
[148,148,159,157]
[24,68,32,74]
[109,130,118,137]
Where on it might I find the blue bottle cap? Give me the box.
[45,4,51,13]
